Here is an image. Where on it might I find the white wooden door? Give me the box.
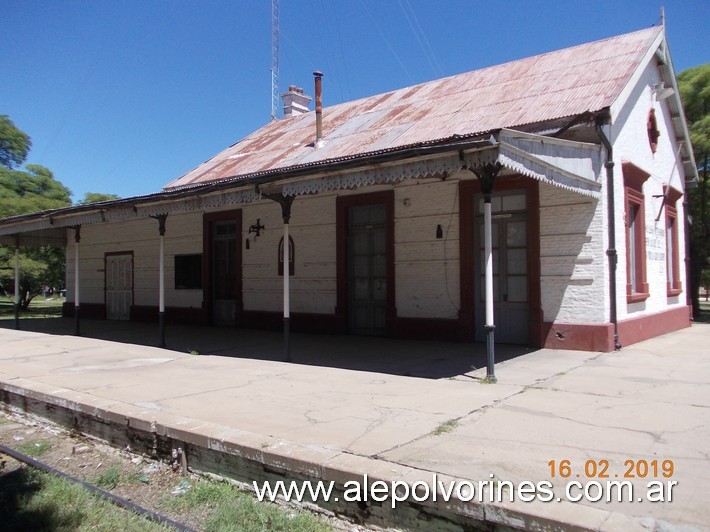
[106,253,132,320]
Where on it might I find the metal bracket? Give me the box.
[149,214,168,236]
[262,192,294,224]
[472,162,502,199]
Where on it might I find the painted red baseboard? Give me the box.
[618,305,691,347]
[543,322,615,352]
[544,305,692,352]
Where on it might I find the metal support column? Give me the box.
[151,214,168,348]
[72,226,81,336]
[14,237,20,330]
[262,190,294,362]
[283,220,290,360]
[472,163,501,382]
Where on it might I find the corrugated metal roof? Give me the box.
[165,27,662,190]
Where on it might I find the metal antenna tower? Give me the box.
[271,0,280,120]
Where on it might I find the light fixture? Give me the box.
[653,82,675,101]
[248,219,265,238]
[436,224,443,239]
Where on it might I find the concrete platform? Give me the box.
[0,318,707,530]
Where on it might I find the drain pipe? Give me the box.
[595,110,622,351]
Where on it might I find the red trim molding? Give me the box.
[203,210,243,326]
[391,317,464,341]
[543,322,615,352]
[241,310,341,334]
[622,162,651,303]
[618,306,691,347]
[62,302,106,320]
[543,306,691,352]
[130,305,209,324]
[459,176,542,346]
[336,191,396,336]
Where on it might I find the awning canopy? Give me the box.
[283,129,602,199]
[496,129,602,198]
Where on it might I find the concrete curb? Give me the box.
[0,376,648,531]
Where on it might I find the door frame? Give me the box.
[459,177,542,346]
[104,251,134,320]
[203,210,243,326]
[336,191,395,335]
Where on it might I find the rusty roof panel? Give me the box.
[165,27,661,190]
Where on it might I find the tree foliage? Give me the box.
[0,115,31,169]
[0,117,121,311]
[0,118,71,309]
[678,64,710,315]
[79,192,120,205]
[0,164,72,217]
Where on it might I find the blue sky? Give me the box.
[2,1,708,202]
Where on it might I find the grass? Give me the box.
[0,297,64,319]
[167,480,331,532]
[15,440,51,457]
[0,467,167,531]
[430,418,459,436]
[90,466,142,490]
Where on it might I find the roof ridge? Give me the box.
[310,26,663,114]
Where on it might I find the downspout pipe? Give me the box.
[594,110,621,351]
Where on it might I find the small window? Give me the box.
[174,254,202,289]
[623,163,650,303]
[278,236,295,276]
[647,109,660,154]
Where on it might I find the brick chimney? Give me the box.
[281,85,312,117]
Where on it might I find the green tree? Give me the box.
[0,115,31,169]
[0,164,72,216]
[0,118,71,309]
[678,64,710,316]
[79,192,120,205]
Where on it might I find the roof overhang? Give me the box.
[0,130,601,241]
[282,129,602,199]
[609,28,698,187]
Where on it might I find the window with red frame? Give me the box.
[664,186,683,296]
[623,163,650,303]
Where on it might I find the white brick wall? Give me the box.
[610,61,688,319]
[394,179,460,319]
[66,212,204,308]
[242,194,336,314]
[539,183,607,323]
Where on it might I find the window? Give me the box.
[665,186,683,296]
[647,109,660,154]
[174,254,202,289]
[278,236,294,276]
[623,163,650,303]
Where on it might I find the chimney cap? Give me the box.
[313,70,323,78]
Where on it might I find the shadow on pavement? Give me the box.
[0,318,536,379]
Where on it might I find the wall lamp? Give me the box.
[653,82,675,101]
[248,219,265,238]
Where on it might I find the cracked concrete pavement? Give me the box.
[0,320,707,530]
